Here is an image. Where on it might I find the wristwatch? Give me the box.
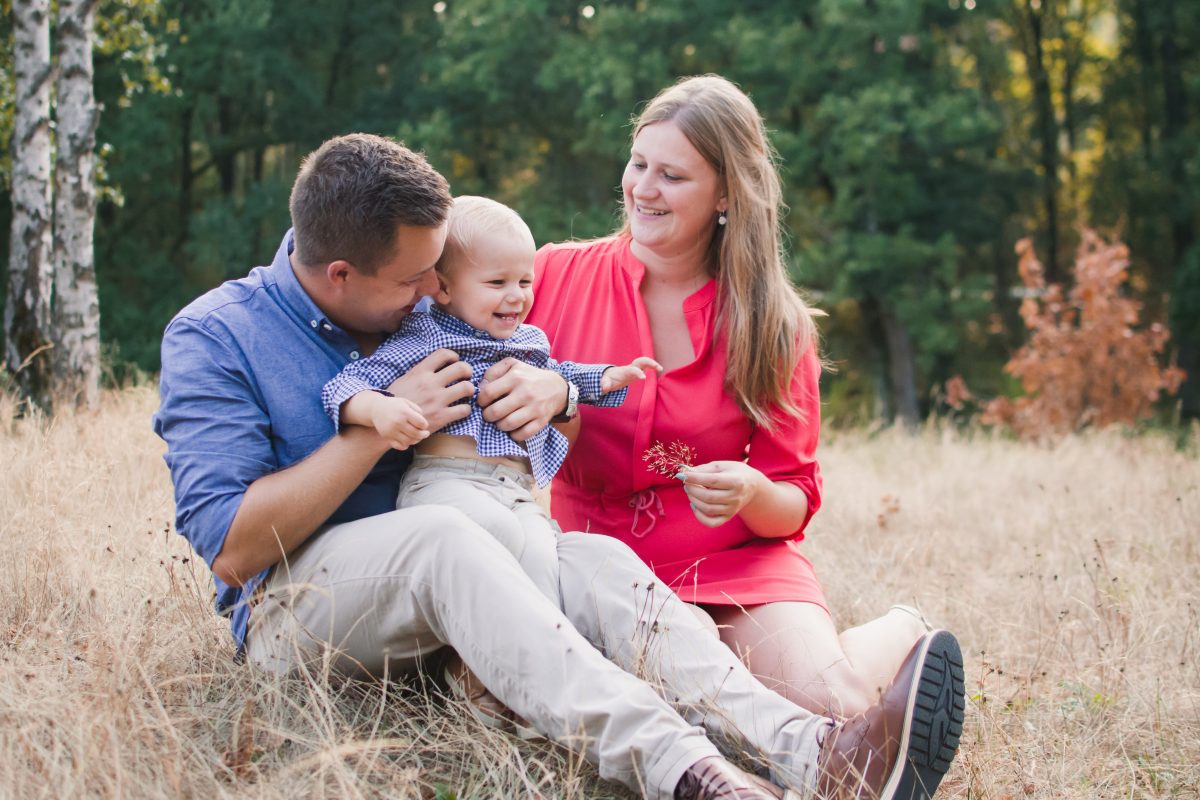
[551,382,579,423]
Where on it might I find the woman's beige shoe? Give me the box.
[443,655,544,741]
[889,604,935,633]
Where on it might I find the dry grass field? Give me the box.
[1,386,1196,799]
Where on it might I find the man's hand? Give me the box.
[387,349,474,430]
[601,356,663,394]
[477,358,568,442]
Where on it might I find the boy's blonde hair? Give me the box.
[438,196,535,275]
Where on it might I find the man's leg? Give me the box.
[554,533,966,800]
[554,533,837,793]
[244,506,733,799]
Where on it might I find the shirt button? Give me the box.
[309,320,318,328]
[349,351,360,360]
[322,323,333,332]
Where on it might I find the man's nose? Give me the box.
[420,268,440,296]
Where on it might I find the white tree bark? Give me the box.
[53,0,102,410]
[5,0,55,409]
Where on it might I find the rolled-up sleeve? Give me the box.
[153,317,275,569]
[746,344,824,538]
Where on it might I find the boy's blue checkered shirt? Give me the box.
[322,307,626,487]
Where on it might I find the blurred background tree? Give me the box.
[3,0,1196,424]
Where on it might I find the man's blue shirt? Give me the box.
[152,230,409,649]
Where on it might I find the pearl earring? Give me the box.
[717,211,728,226]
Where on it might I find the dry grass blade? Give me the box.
[0,385,1196,798]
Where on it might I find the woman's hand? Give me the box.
[678,461,810,535]
[677,461,767,527]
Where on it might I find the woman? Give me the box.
[527,74,930,718]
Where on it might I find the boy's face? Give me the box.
[435,228,535,339]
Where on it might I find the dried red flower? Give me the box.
[642,440,698,477]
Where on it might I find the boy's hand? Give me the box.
[342,391,430,451]
[601,356,663,393]
[372,396,430,450]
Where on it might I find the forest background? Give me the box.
[1,0,1198,426]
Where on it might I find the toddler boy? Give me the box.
[321,196,658,730]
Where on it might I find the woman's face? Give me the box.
[622,121,726,264]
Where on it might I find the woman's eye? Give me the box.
[663,172,681,182]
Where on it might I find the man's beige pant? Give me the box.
[245,505,827,799]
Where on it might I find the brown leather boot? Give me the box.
[815,629,964,799]
[674,757,784,800]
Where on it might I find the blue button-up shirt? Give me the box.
[322,308,626,487]
[152,231,409,649]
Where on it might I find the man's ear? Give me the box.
[325,259,353,288]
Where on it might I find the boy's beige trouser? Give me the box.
[245,505,827,799]
[398,455,562,600]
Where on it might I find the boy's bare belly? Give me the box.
[415,433,531,473]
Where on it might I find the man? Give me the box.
[153,133,964,800]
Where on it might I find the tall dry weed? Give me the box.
[0,388,1196,798]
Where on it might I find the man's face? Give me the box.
[335,224,447,341]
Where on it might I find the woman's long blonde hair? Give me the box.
[622,75,819,428]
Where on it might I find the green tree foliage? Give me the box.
[1090,0,1200,418]
[5,0,1193,423]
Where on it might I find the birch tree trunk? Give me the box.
[53,0,102,410]
[4,0,55,410]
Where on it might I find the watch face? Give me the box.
[566,383,580,416]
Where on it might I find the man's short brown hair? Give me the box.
[289,134,452,274]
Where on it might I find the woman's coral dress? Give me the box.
[527,237,827,610]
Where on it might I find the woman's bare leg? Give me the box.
[705,601,924,719]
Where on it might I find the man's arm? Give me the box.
[215,349,473,586]
[157,313,473,589]
[212,427,391,586]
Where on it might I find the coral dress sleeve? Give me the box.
[746,343,824,537]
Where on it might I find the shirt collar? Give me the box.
[269,229,338,333]
[428,306,500,340]
[620,236,717,312]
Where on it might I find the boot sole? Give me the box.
[884,629,966,800]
